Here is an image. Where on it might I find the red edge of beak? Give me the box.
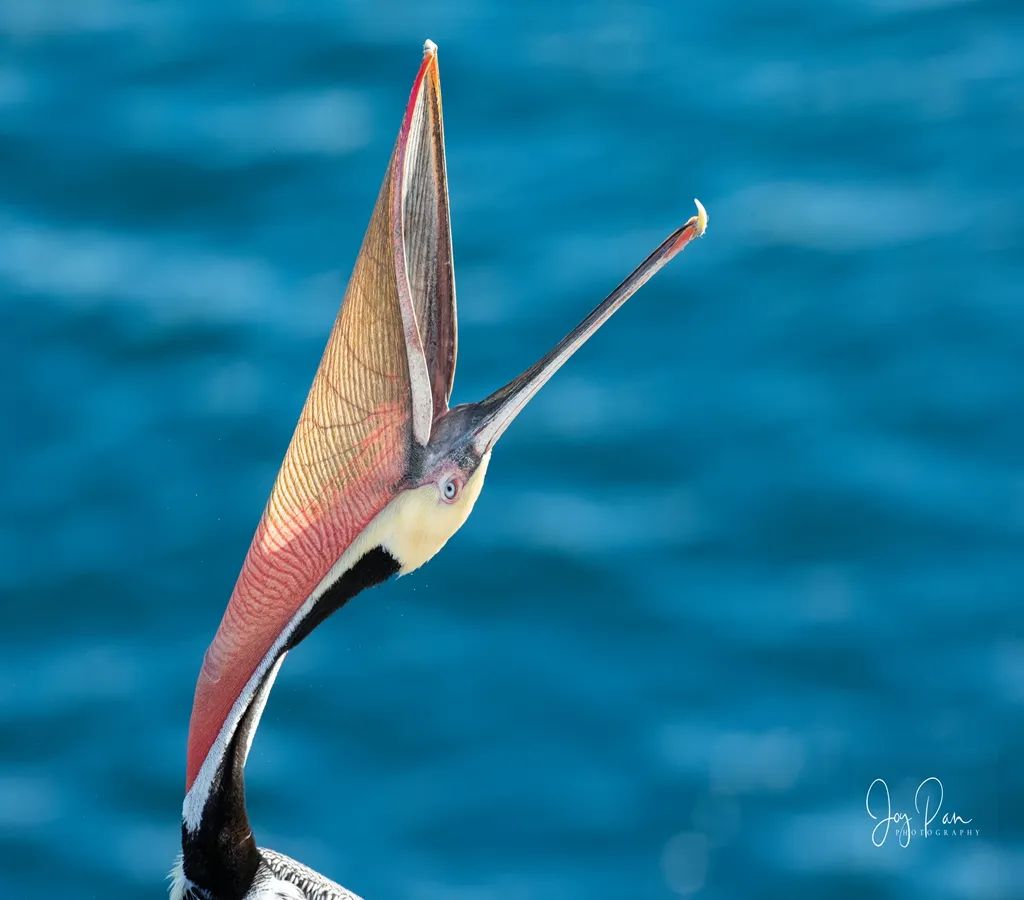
[666,198,709,260]
[398,40,438,147]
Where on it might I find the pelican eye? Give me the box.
[440,476,459,503]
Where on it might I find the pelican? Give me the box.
[170,40,707,900]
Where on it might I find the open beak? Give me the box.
[469,199,708,454]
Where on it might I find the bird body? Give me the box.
[172,39,706,900]
[171,849,361,900]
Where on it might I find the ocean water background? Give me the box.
[2,1,1022,897]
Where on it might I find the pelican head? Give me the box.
[173,40,707,900]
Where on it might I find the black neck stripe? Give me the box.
[182,546,400,900]
[285,546,400,650]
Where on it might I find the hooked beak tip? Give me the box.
[665,198,709,259]
[423,38,438,58]
[692,198,708,237]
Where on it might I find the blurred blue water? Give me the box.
[2,1,1023,897]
